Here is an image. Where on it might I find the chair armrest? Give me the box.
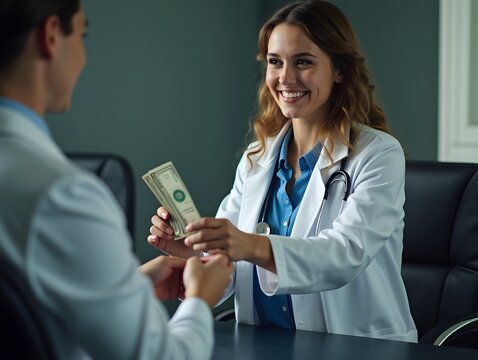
[214,308,235,322]
[420,313,478,346]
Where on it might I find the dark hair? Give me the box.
[0,0,80,72]
[249,0,389,165]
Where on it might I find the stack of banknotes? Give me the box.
[142,161,201,240]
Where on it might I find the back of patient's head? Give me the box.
[0,0,80,73]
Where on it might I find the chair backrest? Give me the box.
[67,153,135,240]
[0,256,56,359]
[402,161,478,347]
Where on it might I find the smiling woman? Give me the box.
[148,0,417,342]
[265,23,342,128]
[252,0,390,165]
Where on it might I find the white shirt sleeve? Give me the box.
[27,172,213,360]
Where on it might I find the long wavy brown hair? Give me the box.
[248,0,389,165]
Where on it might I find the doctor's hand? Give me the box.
[140,255,186,301]
[147,207,202,259]
[184,217,276,273]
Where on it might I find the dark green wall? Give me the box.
[47,0,262,264]
[266,0,439,160]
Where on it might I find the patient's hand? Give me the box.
[140,255,187,301]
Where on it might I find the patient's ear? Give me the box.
[37,15,61,59]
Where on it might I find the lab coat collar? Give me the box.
[293,124,351,238]
[254,120,350,170]
[0,106,65,161]
[317,124,350,169]
[255,121,292,169]
[0,98,51,138]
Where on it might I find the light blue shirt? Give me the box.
[0,97,51,137]
[253,128,322,329]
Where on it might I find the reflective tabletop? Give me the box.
[213,322,478,359]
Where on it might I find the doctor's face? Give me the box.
[265,23,342,123]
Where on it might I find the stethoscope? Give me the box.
[255,157,351,235]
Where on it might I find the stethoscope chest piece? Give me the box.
[255,221,271,235]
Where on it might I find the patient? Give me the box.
[0,0,232,359]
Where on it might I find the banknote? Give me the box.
[142,161,201,240]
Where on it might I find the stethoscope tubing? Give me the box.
[256,157,350,235]
[324,170,351,201]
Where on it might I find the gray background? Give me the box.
[47,0,438,312]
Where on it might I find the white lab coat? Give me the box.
[0,105,214,359]
[216,121,417,342]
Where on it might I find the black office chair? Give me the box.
[216,160,478,346]
[402,161,478,348]
[0,256,57,359]
[67,153,135,240]
[214,307,236,322]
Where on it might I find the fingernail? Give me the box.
[184,237,190,246]
[185,224,192,232]
[161,212,167,218]
[166,227,174,235]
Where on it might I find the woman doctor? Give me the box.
[148,0,417,342]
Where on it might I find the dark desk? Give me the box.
[213,322,478,359]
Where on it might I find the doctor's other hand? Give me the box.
[184,217,276,273]
[147,207,201,258]
[183,254,233,308]
[139,255,187,301]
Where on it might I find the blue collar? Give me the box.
[0,97,51,138]
[277,128,322,172]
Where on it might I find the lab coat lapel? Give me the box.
[239,122,291,233]
[240,165,274,233]
[290,168,326,237]
[291,131,349,237]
